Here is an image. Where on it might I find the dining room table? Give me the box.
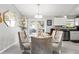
[31,32,53,54]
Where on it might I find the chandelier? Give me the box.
[34,4,43,18]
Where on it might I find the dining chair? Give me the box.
[52,30,63,54]
[18,31,31,54]
[31,36,52,54]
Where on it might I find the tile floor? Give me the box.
[62,41,79,54]
[1,41,79,54]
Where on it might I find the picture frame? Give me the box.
[47,20,52,26]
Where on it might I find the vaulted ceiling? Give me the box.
[14,4,79,18]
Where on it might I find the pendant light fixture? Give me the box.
[64,16,67,19]
[34,4,43,18]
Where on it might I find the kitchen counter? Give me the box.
[50,27,79,41]
[60,27,79,41]
[59,27,77,31]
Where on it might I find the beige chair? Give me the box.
[52,30,63,54]
[18,31,31,54]
[31,37,52,54]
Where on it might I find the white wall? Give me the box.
[0,4,21,52]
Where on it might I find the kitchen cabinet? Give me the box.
[70,31,79,40]
[75,18,79,26]
[54,17,66,25]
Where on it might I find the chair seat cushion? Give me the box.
[52,43,59,48]
[23,43,31,50]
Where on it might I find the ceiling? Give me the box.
[14,4,79,18]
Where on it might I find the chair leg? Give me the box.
[22,50,31,54]
[52,48,61,54]
[58,49,62,54]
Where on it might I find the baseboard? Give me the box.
[0,41,18,53]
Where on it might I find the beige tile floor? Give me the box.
[1,41,79,54]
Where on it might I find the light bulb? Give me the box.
[35,14,43,18]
